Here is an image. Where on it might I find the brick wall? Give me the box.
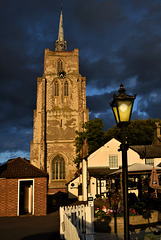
[34,177,47,216]
[0,179,18,217]
[0,177,47,217]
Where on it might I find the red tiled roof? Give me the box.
[0,157,48,179]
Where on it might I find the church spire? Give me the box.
[58,9,64,42]
[55,8,67,51]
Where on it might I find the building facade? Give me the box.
[67,137,161,199]
[0,158,47,217]
[30,10,89,193]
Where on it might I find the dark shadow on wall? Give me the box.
[47,191,78,213]
[94,215,112,233]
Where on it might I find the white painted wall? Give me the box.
[152,158,161,167]
[88,138,142,169]
[89,177,107,198]
[67,138,161,199]
[68,177,79,199]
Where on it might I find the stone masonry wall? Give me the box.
[30,47,89,192]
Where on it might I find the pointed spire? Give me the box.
[58,9,64,41]
[55,8,67,51]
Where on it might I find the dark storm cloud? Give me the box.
[117,36,161,93]
[72,0,125,32]
[87,91,119,130]
[0,0,161,162]
[0,126,32,153]
[87,92,114,113]
[82,0,161,122]
[98,111,116,130]
[114,1,161,120]
[80,57,121,89]
[136,91,161,120]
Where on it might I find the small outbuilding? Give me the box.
[0,157,48,217]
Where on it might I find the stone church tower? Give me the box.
[30,10,89,193]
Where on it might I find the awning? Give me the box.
[109,163,161,176]
[88,167,115,178]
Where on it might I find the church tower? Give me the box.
[30,10,89,193]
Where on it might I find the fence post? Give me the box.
[67,206,72,221]
[77,205,81,237]
[85,206,94,240]
[60,204,95,240]
[60,206,65,239]
[72,205,76,226]
[82,205,86,240]
[80,205,84,238]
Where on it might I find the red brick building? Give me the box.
[0,157,48,217]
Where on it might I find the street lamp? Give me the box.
[110,84,136,240]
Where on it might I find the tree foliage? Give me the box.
[74,118,106,166]
[74,118,161,166]
[105,119,161,145]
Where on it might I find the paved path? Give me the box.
[1,210,161,240]
[0,211,60,240]
[94,225,161,239]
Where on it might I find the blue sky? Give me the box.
[0,0,161,163]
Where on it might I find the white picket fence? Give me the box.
[60,204,94,240]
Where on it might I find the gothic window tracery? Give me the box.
[64,80,68,96]
[54,80,59,96]
[52,155,65,180]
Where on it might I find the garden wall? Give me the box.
[94,211,158,233]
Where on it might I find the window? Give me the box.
[64,80,68,96]
[145,159,154,166]
[58,59,63,71]
[52,155,65,180]
[109,155,118,169]
[54,81,59,96]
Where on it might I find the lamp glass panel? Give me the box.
[113,107,119,123]
[118,100,132,122]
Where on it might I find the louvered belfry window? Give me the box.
[52,155,65,180]
[58,59,63,71]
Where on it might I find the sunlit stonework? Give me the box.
[30,9,89,193]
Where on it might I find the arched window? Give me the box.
[54,81,59,96]
[64,80,68,96]
[52,155,65,180]
[58,59,63,71]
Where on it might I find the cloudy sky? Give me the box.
[0,0,161,163]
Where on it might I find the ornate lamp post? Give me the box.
[110,84,136,240]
